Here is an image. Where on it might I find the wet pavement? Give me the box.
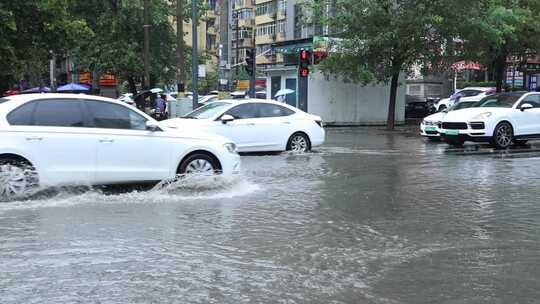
[1,127,540,304]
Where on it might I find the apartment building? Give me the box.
[170,0,221,72]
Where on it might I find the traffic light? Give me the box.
[245,48,256,76]
[299,50,311,77]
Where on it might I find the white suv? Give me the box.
[435,87,495,112]
[440,92,540,148]
[0,94,241,200]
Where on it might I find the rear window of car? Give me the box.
[0,98,9,104]
[7,102,36,125]
[33,99,85,127]
[258,104,295,117]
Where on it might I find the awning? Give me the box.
[272,38,313,54]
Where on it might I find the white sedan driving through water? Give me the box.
[0,94,240,200]
[439,92,540,148]
[161,99,325,153]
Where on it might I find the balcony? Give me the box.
[277,9,286,20]
[255,14,274,25]
[233,0,255,9]
[275,32,285,42]
[238,18,254,28]
[255,34,276,45]
[233,38,255,48]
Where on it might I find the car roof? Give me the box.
[218,98,294,106]
[461,87,495,91]
[0,93,134,114]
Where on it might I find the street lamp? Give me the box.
[191,0,199,110]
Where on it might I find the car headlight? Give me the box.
[472,112,492,120]
[224,143,237,154]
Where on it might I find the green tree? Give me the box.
[312,0,465,129]
[458,0,540,92]
[70,0,177,94]
[70,0,208,95]
[0,0,90,91]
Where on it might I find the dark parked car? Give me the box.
[405,95,436,118]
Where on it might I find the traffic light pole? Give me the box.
[191,0,198,109]
[249,47,256,98]
[298,70,308,112]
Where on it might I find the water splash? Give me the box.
[0,174,260,214]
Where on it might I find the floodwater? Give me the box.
[1,127,540,304]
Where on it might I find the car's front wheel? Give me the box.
[0,158,39,201]
[287,133,311,152]
[492,122,513,149]
[178,153,220,175]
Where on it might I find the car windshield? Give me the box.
[182,102,231,119]
[475,94,523,108]
[450,101,477,111]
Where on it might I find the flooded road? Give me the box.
[1,127,540,303]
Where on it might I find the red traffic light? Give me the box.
[300,50,310,61]
[300,67,310,77]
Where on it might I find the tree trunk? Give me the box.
[386,70,400,130]
[143,0,151,90]
[176,0,186,92]
[127,75,137,96]
[494,50,507,93]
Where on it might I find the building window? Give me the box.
[256,1,276,16]
[232,27,253,40]
[233,0,245,8]
[208,0,217,10]
[256,22,276,36]
[206,34,216,51]
[236,8,253,20]
[276,20,285,33]
[278,0,286,13]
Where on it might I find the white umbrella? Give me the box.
[274,88,295,97]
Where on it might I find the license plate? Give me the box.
[445,130,459,136]
[425,127,437,132]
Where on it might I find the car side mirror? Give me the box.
[520,103,534,112]
[146,121,161,131]
[220,114,235,124]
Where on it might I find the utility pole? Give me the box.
[49,51,55,90]
[191,0,199,109]
[143,0,151,89]
[176,0,185,93]
[233,9,239,79]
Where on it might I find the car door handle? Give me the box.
[282,121,291,124]
[25,136,43,141]
[99,138,114,143]
[247,123,256,126]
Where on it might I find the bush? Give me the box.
[457,81,496,89]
